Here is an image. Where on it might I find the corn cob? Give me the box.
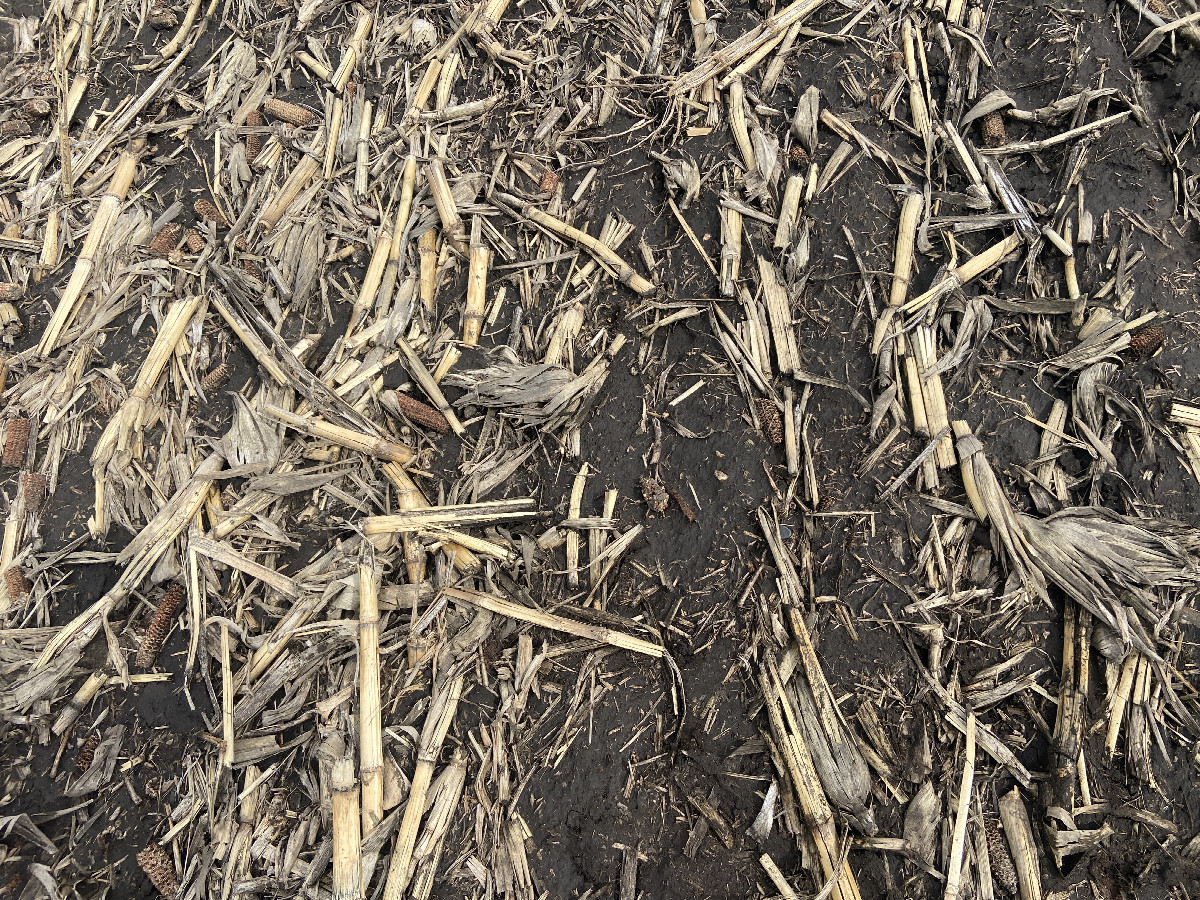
[77,731,100,772]
[1129,323,1164,360]
[200,362,230,396]
[986,819,1018,897]
[22,471,47,511]
[149,222,183,257]
[194,198,228,227]
[4,567,31,599]
[136,582,187,668]
[147,2,178,28]
[263,97,316,126]
[244,109,264,165]
[755,398,783,444]
[980,112,1007,148]
[22,98,51,118]
[137,843,179,896]
[183,229,205,252]
[393,390,451,435]
[3,417,30,468]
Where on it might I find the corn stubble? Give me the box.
[3,0,1199,898]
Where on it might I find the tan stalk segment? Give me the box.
[494,192,654,295]
[381,463,480,576]
[348,227,393,338]
[903,233,1022,314]
[92,297,203,466]
[727,79,756,173]
[358,559,384,855]
[427,159,466,253]
[759,659,861,900]
[998,788,1042,900]
[419,229,440,314]
[672,0,829,94]
[264,405,414,464]
[775,175,803,249]
[758,256,799,376]
[363,498,538,534]
[445,586,665,657]
[720,204,742,297]
[380,675,464,900]
[902,19,931,147]
[944,712,976,900]
[889,191,924,308]
[912,326,955,468]
[38,145,142,355]
[463,217,490,345]
[331,757,363,900]
[407,751,469,900]
[566,464,590,589]
[379,154,418,309]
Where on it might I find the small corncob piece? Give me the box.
[539,170,560,194]
[4,567,31,599]
[788,144,808,167]
[0,282,23,302]
[200,362,230,396]
[245,109,264,165]
[137,843,179,897]
[1129,323,1165,360]
[149,222,183,257]
[194,198,228,227]
[147,1,178,28]
[640,475,669,514]
[3,417,30,468]
[22,98,51,118]
[980,112,1007,148]
[22,471,47,510]
[183,228,205,252]
[986,820,1019,898]
[1148,0,1172,15]
[136,582,187,668]
[263,97,316,127]
[0,119,31,137]
[755,398,783,445]
[393,391,451,435]
[77,731,100,772]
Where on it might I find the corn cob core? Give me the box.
[263,97,316,127]
[194,198,228,227]
[3,417,30,468]
[137,843,179,897]
[4,567,31,598]
[980,112,1007,149]
[136,582,187,668]
[149,222,183,257]
[755,397,784,445]
[986,820,1019,897]
[1129,323,1165,360]
[393,390,451,435]
[77,731,100,772]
